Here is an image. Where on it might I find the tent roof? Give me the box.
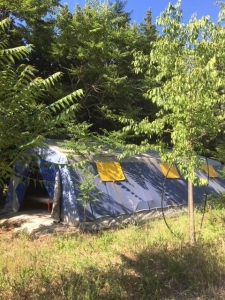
[42,139,222,168]
[42,139,161,164]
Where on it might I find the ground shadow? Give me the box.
[54,244,225,300]
[3,241,225,300]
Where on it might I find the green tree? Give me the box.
[0,0,158,137]
[120,1,225,244]
[0,1,60,59]
[0,18,83,185]
[0,0,63,107]
[52,1,157,135]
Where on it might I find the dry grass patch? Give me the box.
[0,209,225,299]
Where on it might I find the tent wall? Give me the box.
[38,159,58,199]
[2,141,225,229]
[4,163,30,212]
[58,158,225,227]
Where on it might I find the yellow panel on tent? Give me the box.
[159,163,180,179]
[202,165,218,178]
[96,162,125,182]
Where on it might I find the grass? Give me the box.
[0,207,225,300]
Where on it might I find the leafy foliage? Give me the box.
[1,0,158,140]
[122,1,225,182]
[115,1,225,244]
[76,165,101,228]
[0,18,83,185]
[52,2,157,133]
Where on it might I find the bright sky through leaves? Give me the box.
[66,0,220,24]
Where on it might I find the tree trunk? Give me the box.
[188,180,196,245]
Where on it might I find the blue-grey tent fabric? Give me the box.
[59,166,83,223]
[90,162,203,216]
[51,170,62,222]
[14,164,30,205]
[38,159,58,199]
[59,160,225,224]
[3,143,225,225]
[4,162,30,212]
[4,160,58,213]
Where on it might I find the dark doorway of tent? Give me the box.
[21,165,53,213]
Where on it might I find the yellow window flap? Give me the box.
[202,165,218,178]
[96,162,125,182]
[159,163,180,179]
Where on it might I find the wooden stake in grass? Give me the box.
[188,180,195,245]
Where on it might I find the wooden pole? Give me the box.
[188,180,196,245]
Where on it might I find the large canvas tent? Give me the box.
[2,140,225,229]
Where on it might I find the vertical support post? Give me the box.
[188,180,196,245]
